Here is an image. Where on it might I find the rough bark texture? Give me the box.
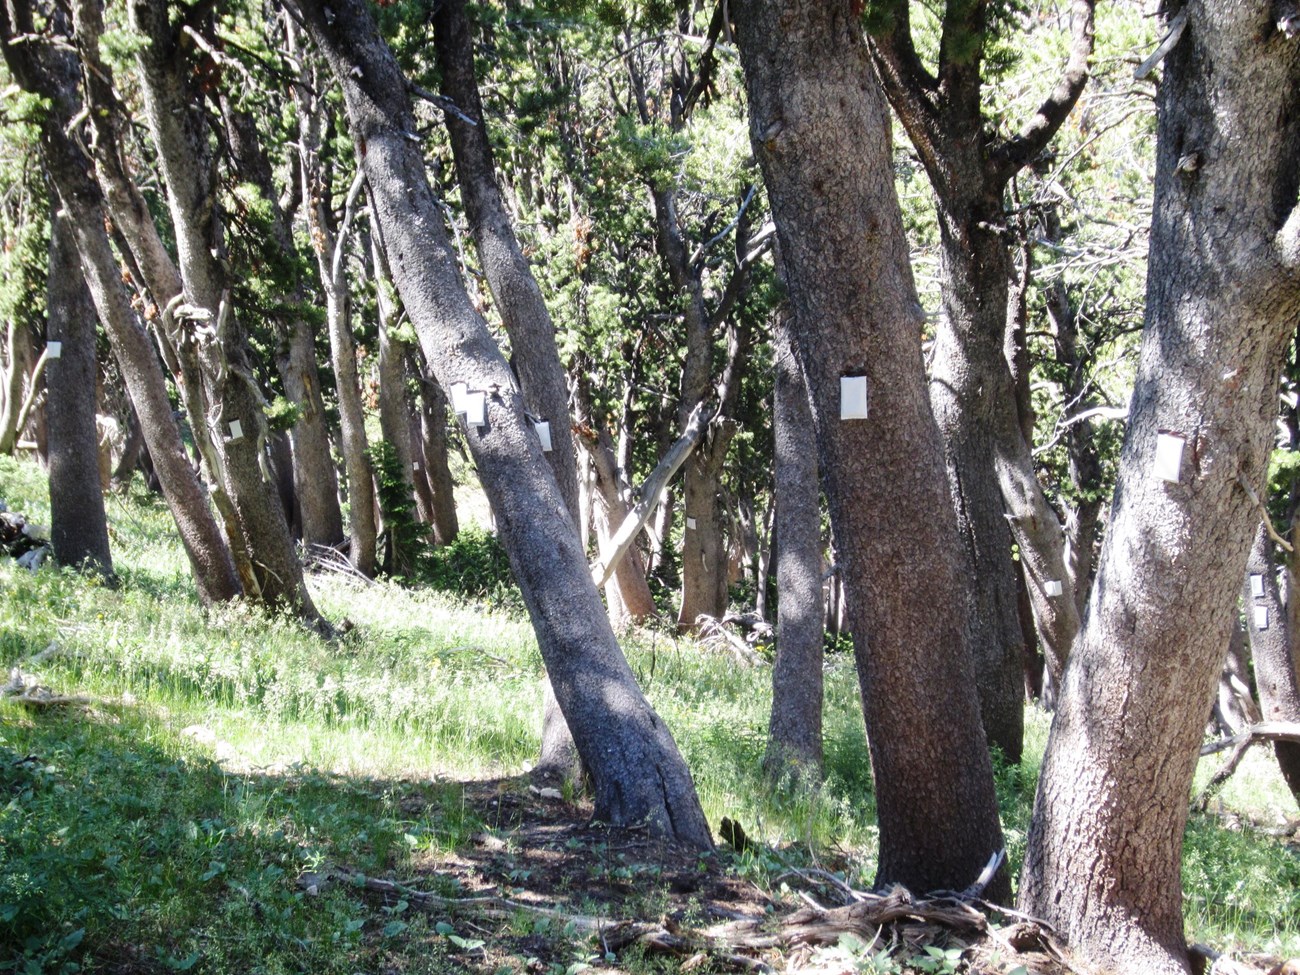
[431,0,580,523]
[764,322,823,780]
[1243,522,1300,802]
[1018,4,1300,970]
[0,6,242,606]
[733,0,1008,899]
[129,0,319,621]
[413,369,460,546]
[45,211,114,581]
[291,0,712,849]
[430,0,584,781]
[869,0,1097,753]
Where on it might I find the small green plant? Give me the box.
[910,944,963,974]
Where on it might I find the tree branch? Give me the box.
[591,401,708,587]
[867,5,942,175]
[992,0,1097,182]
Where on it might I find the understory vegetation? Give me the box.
[1,454,1298,973]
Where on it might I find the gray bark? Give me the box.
[0,5,242,606]
[0,318,32,455]
[290,0,712,849]
[45,210,114,581]
[413,368,460,546]
[1243,522,1300,802]
[290,47,377,578]
[764,321,823,780]
[128,0,320,621]
[1018,4,1300,969]
[733,0,1008,898]
[221,99,344,551]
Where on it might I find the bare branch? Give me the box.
[1133,7,1190,81]
[591,401,708,587]
[993,0,1097,182]
[1237,475,1295,553]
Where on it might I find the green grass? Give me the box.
[2,454,1298,972]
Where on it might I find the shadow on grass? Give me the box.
[0,704,753,975]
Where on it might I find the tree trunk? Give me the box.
[1243,522,1300,802]
[221,100,344,552]
[291,0,712,849]
[677,423,737,629]
[128,0,320,622]
[1018,5,1300,969]
[733,0,1008,898]
[291,49,377,578]
[414,369,460,546]
[45,209,113,582]
[111,404,145,491]
[0,16,242,605]
[0,317,32,455]
[764,321,823,780]
[583,424,658,627]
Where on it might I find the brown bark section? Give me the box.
[45,210,114,581]
[290,0,712,849]
[1018,4,1300,970]
[412,368,460,546]
[733,0,1008,898]
[869,0,1097,756]
[220,100,344,551]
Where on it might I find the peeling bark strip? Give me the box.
[287,0,712,850]
[1018,1,1300,971]
[732,0,1008,899]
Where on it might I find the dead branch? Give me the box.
[1200,721,1300,756]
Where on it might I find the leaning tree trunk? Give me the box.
[129,0,320,622]
[1242,522,1300,802]
[45,209,113,582]
[413,367,460,546]
[0,6,243,606]
[430,0,586,782]
[1018,4,1300,970]
[733,0,1009,899]
[221,100,344,552]
[290,0,712,849]
[764,320,824,780]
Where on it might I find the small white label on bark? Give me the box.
[450,382,469,413]
[413,461,421,471]
[45,341,62,360]
[686,517,697,530]
[1153,432,1185,482]
[1255,605,1269,630]
[228,419,243,440]
[464,390,486,428]
[840,375,869,420]
[534,420,552,452]
[1251,573,1265,598]
[1044,579,1063,597]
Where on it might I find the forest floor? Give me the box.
[2,455,1299,974]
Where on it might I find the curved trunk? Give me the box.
[46,210,114,582]
[294,0,712,849]
[1019,5,1300,969]
[734,0,1008,898]
[764,323,824,779]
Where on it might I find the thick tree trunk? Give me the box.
[292,0,712,849]
[0,0,242,607]
[45,211,113,582]
[678,424,737,629]
[1243,522,1300,802]
[733,0,1008,898]
[129,0,320,622]
[764,323,823,780]
[1018,5,1300,970]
